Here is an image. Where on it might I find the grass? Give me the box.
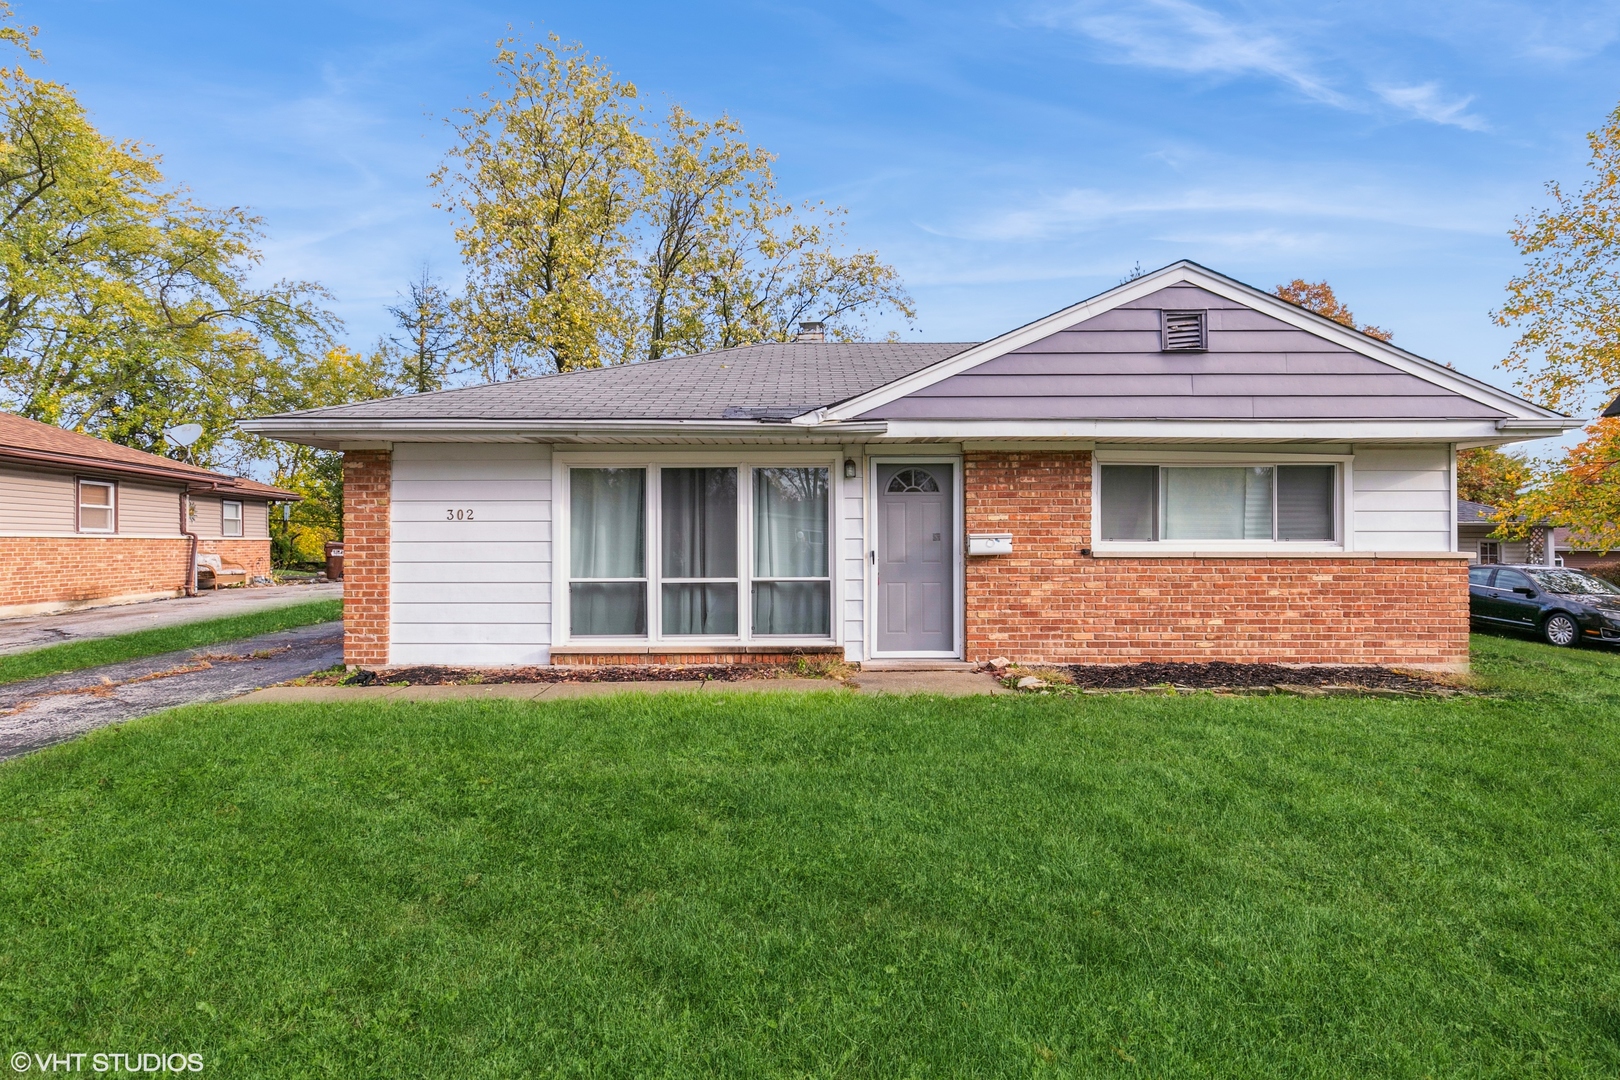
[0,633,1617,1077]
[0,598,343,685]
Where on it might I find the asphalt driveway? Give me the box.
[0,620,343,761]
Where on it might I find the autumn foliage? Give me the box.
[1273,280,1393,341]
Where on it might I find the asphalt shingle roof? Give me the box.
[271,342,975,422]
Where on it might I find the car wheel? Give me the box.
[1542,612,1580,647]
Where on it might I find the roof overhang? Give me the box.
[0,445,298,499]
[236,417,891,450]
[809,261,1573,428]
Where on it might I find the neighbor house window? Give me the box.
[1477,541,1501,564]
[222,500,243,537]
[77,479,115,533]
[1098,463,1337,542]
[566,462,833,641]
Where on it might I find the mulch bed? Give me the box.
[342,664,791,686]
[1050,661,1449,692]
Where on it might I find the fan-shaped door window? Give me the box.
[886,468,940,494]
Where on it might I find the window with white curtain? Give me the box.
[570,468,648,636]
[222,500,243,537]
[1098,463,1337,543]
[566,462,833,641]
[752,467,830,636]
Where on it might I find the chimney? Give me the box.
[793,320,825,343]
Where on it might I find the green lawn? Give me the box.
[1,634,1618,1077]
[0,599,343,685]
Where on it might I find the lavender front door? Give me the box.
[875,463,954,654]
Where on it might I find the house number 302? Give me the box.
[445,508,475,521]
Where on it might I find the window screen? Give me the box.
[1276,465,1334,540]
[222,500,244,537]
[78,480,114,533]
[1099,466,1156,540]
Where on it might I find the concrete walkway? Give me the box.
[231,669,1005,705]
[0,583,343,656]
[0,621,344,761]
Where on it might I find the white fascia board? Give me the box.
[876,418,1540,442]
[817,260,1568,424]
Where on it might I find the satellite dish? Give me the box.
[164,424,204,448]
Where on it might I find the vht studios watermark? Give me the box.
[11,1052,203,1073]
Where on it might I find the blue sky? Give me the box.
[27,0,1620,438]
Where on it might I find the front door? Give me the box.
[875,463,954,654]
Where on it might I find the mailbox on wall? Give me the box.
[967,533,1013,556]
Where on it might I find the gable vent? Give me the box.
[1161,309,1207,352]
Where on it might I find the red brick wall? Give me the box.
[964,450,1470,669]
[197,538,271,578]
[342,450,391,667]
[0,536,190,610]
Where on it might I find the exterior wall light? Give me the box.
[843,458,858,480]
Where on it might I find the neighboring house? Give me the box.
[1457,500,1557,566]
[1553,529,1614,570]
[0,413,297,617]
[243,261,1580,673]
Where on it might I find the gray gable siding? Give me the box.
[859,285,1506,421]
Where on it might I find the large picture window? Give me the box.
[1099,463,1337,543]
[565,461,833,641]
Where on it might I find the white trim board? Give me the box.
[814,260,1574,425]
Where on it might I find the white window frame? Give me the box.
[77,478,117,534]
[1091,450,1352,555]
[866,455,965,661]
[553,450,843,649]
[1477,540,1501,565]
[221,499,244,538]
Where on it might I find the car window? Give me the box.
[1528,568,1620,595]
[1494,570,1535,591]
[1468,567,1496,587]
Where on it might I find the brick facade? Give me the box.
[0,536,191,615]
[197,538,271,579]
[342,449,392,667]
[963,450,1470,669]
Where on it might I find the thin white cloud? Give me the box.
[1037,0,1350,107]
[1376,83,1487,131]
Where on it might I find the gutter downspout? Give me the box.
[180,491,198,597]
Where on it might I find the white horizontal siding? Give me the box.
[841,469,866,661]
[390,443,551,666]
[1352,445,1452,552]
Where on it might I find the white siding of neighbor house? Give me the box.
[1351,446,1454,551]
[390,443,552,666]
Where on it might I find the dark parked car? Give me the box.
[1468,564,1620,647]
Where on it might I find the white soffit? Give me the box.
[814,261,1572,425]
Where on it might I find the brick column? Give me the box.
[342,449,391,668]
